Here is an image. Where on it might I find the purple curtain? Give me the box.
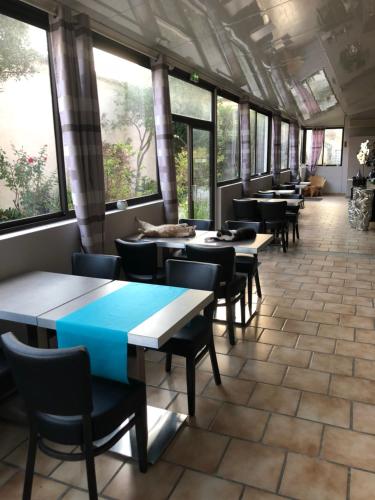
[310,129,324,175]
[151,55,178,223]
[49,7,105,253]
[239,99,251,196]
[272,114,281,186]
[289,122,300,181]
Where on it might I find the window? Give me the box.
[304,128,343,166]
[249,109,269,175]
[323,128,343,165]
[0,12,63,228]
[169,76,212,121]
[216,96,239,182]
[280,121,290,170]
[93,47,158,203]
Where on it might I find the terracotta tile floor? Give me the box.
[3,195,375,498]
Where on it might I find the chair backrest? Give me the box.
[258,201,287,221]
[1,332,92,416]
[115,239,158,279]
[72,253,121,280]
[232,199,258,220]
[255,192,275,198]
[225,220,264,233]
[309,175,326,187]
[166,259,220,292]
[185,244,235,284]
[179,218,214,230]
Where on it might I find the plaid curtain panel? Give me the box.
[272,113,281,186]
[239,99,251,196]
[310,129,325,175]
[151,56,178,224]
[49,7,105,253]
[289,121,300,181]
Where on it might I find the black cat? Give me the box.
[214,227,256,241]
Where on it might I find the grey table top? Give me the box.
[259,190,295,195]
[0,271,111,325]
[38,280,213,348]
[128,230,273,255]
[245,197,302,207]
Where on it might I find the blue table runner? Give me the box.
[56,282,187,383]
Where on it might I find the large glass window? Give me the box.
[249,109,269,175]
[0,13,61,226]
[94,47,158,203]
[304,128,343,166]
[216,96,239,182]
[169,76,212,121]
[323,128,343,165]
[280,121,290,170]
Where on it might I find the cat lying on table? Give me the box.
[136,217,196,239]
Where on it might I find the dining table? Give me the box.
[0,271,213,463]
[127,230,273,324]
[258,189,296,195]
[127,230,273,255]
[246,197,302,207]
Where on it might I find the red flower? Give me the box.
[27,157,34,164]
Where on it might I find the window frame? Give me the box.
[216,91,241,187]
[0,1,70,234]
[302,127,344,166]
[249,106,272,177]
[93,34,162,210]
[280,119,290,171]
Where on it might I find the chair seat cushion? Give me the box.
[159,315,210,356]
[235,255,258,275]
[218,273,247,298]
[35,377,146,445]
[286,212,298,222]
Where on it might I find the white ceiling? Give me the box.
[58,0,375,125]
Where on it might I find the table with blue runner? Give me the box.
[56,282,187,383]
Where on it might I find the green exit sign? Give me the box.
[190,72,199,83]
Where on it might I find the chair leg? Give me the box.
[208,338,221,385]
[23,428,38,500]
[255,271,262,298]
[240,292,246,325]
[135,405,148,473]
[296,222,300,240]
[83,420,98,500]
[186,356,196,416]
[292,222,296,243]
[226,299,235,345]
[165,353,172,373]
[247,275,253,315]
[281,229,287,253]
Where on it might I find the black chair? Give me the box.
[225,221,262,314]
[256,192,275,199]
[47,253,122,349]
[258,201,288,253]
[282,195,302,243]
[185,245,246,345]
[115,239,165,284]
[179,218,214,230]
[232,199,260,221]
[159,260,221,416]
[72,253,121,280]
[1,332,147,500]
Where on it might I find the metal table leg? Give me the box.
[108,346,186,464]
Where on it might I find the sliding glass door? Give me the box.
[173,119,213,220]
